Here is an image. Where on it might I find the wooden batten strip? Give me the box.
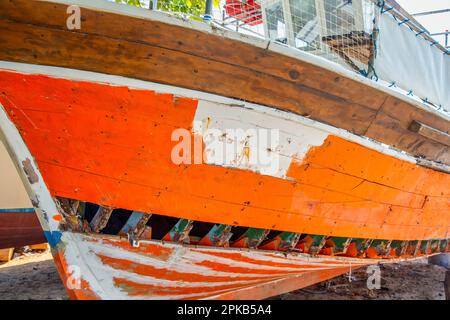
[0,248,14,262]
[198,224,233,247]
[259,232,301,251]
[409,120,450,147]
[90,206,114,233]
[119,211,151,238]
[162,219,193,243]
[232,228,270,249]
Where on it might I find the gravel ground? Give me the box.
[0,250,447,300]
[0,250,69,300]
[277,258,447,300]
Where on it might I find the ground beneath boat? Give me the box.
[276,259,447,300]
[0,250,447,300]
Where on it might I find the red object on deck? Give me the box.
[225,0,262,26]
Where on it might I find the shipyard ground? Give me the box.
[0,250,447,300]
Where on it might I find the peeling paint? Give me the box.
[21,158,39,184]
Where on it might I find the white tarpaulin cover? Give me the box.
[374,13,450,112]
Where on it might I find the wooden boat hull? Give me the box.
[0,68,448,241]
[0,0,448,300]
[0,64,448,299]
[0,209,44,250]
[54,232,370,300]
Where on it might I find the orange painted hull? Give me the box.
[0,66,450,299]
[0,209,44,249]
[0,66,448,299]
[0,0,448,300]
[0,70,448,241]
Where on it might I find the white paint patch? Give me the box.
[193,101,328,178]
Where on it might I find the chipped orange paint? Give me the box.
[93,237,174,261]
[75,235,369,299]
[51,251,99,300]
[190,249,325,269]
[213,266,361,300]
[96,253,280,283]
[0,71,449,241]
[194,259,313,276]
[113,277,275,297]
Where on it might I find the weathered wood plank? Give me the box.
[0,248,14,262]
[0,0,387,110]
[409,120,450,147]
[365,111,450,164]
[30,243,49,250]
[0,19,377,134]
[90,206,114,233]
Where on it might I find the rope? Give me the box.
[415,30,426,37]
[382,7,394,14]
[398,18,410,26]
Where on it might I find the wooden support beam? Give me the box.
[431,240,441,254]
[413,240,422,256]
[232,228,270,249]
[319,237,352,256]
[420,240,431,255]
[296,235,327,254]
[56,197,82,231]
[90,206,114,233]
[259,232,301,251]
[364,239,391,258]
[409,120,450,147]
[162,219,193,243]
[198,224,233,247]
[399,241,409,256]
[404,240,417,256]
[441,240,450,253]
[119,211,151,238]
[345,239,373,257]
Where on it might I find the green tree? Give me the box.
[115,0,220,17]
[115,0,142,7]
